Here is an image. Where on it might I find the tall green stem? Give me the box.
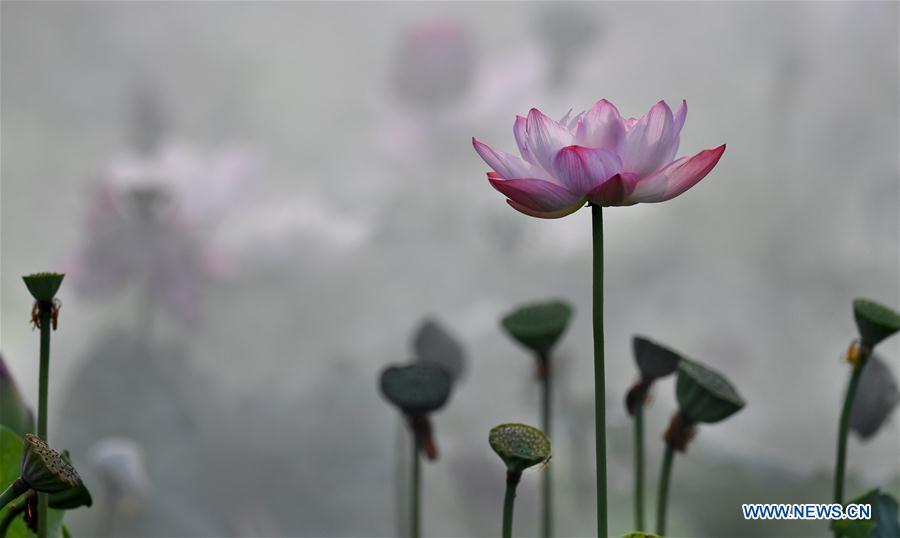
[502,471,521,538]
[539,354,552,538]
[655,443,675,536]
[833,363,864,509]
[634,401,645,531]
[411,436,421,538]
[591,205,607,537]
[37,309,51,538]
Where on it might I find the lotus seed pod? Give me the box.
[853,299,900,349]
[849,355,900,440]
[47,450,93,509]
[676,359,745,424]
[624,380,651,416]
[21,434,82,494]
[489,423,551,473]
[413,318,466,382]
[501,300,573,356]
[632,335,682,381]
[22,273,65,302]
[379,364,452,415]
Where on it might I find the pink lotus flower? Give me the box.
[473,100,725,218]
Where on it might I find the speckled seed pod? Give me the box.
[489,423,551,474]
[21,434,81,494]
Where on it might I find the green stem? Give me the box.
[37,309,51,538]
[502,471,521,538]
[833,363,864,508]
[656,443,675,536]
[395,421,407,537]
[634,401,645,531]
[0,478,28,512]
[539,354,552,538]
[591,205,607,538]
[0,489,31,537]
[411,436,421,538]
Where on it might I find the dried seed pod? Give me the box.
[21,434,82,494]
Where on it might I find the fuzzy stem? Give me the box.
[411,435,421,538]
[539,353,553,538]
[0,478,28,512]
[591,205,607,537]
[37,308,51,538]
[656,443,675,536]
[634,401,645,531]
[502,470,522,538]
[833,362,864,510]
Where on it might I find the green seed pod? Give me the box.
[632,335,682,381]
[489,423,551,473]
[853,299,900,349]
[379,364,452,415]
[20,434,82,494]
[500,300,573,356]
[22,273,65,302]
[621,533,661,538]
[676,359,745,424]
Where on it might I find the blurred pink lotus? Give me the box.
[67,143,256,324]
[473,100,725,218]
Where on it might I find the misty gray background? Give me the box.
[1,1,899,537]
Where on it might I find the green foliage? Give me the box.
[853,299,900,348]
[832,489,900,538]
[676,359,745,423]
[21,274,65,302]
[488,423,551,473]
[0,426,65,538]
[0,356,34,438]
[379,364,452,415]
[500,300,573,356]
